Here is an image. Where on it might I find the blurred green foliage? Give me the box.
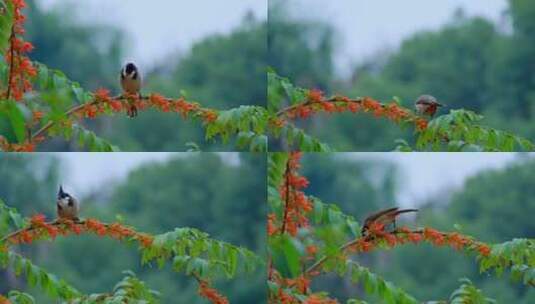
[16,0,266,151]
[269,0,535,151]
[0,153,266,303]
[294,153,535,303]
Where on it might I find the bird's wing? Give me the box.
[364,207,399,222]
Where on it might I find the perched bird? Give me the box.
[415,95,443,117]
[120,62,142,117]
[361,207,418,236]
[56,185,80,221]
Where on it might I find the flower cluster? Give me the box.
[2,0,36,101]
[279,89,429,132]
[345,225,491,258]
[269,152,313,236]
[198,280,229,304]
[269,270,337,304]
[267,154,498,303]
[76,90,218,123]
[0,136,35,151]
[0,295,10,304]
[4,215,153,249]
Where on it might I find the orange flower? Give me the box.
[174,98,199,117]
[277,289,296,304]
[295,275,310,293]
[94,88,111,103]
[447,233,470,250]
[415,118,428,131]
[308,89,324,103]
[44,224,59,239]
[358,239,374,252]
[294,105,313,119]
[110,100,123,112]
[267,213,278,236]
[32,110,43,124]
[304,294,337,304]
[477,244,491,257]
[306,245,317,256]
[0,294,11,304]
[295,192,312,212]
[269,117,286,128]
[408,232,422,243]
[424,227,445,246]
[84,105,98,118]
[19,230,33,244]
[202,110,218,123]
[384,233,397,247]
[288,175,309,189]
[21,41,33,52]
[321,101,336,113]
[362,97,381,111]
[198,281,229,304]
[30,214,46,226]
[368,221,386,234]
[85,218,107,236]
[150,93,171,112]
[12,0,27,9]
[137,234,154,248]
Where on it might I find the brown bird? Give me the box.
[120,62,141,118]
[415,95,443,117]
[361,207,418,236]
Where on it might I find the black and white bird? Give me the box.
[120,62,142,117]
[56,185,80,221]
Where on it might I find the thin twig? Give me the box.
[275,96,366,117]
[5,29,15,100]
[280,158,291,235]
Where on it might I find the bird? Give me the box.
[120,62,142,118]
[361,207,418,236]
[415,95,443,117]
[56,185,80,222]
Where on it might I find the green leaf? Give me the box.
[4,100,27,143]
[0,0,13,54]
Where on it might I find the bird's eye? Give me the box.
[68,199,73,207]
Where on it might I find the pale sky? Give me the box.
[37,1,506,74]
[283,0,508,76]
[38,0,267,68]
[57,153,240,196]
[53,152,534,209]
[345,153,530,207]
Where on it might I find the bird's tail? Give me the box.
[394,209,418,215]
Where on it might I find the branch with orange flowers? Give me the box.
[1,0,36,102]
[0,66,266,152]
[0,61,268,152]
[268,71,535,152]
[267,153,534,304]
[0,0,267,152]
[26,90,220,149]
[0,202,261,303]
[0,214,260,281]
[275,94,428,132]
[304,226,493,277]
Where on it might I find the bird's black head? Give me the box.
[125,63,137,74]
[58,185,70,199]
